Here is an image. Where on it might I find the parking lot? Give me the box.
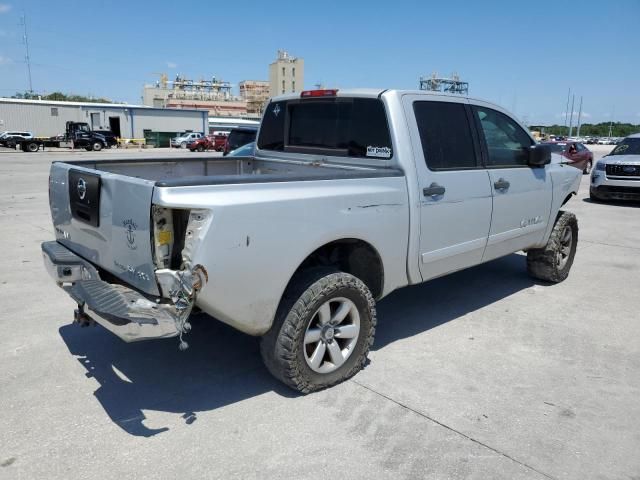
[0,145,638,479]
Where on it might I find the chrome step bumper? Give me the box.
[41,241,183,342]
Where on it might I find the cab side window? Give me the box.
[473,106,533,167]
[413,101,478,170]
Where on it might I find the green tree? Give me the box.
[11,91,114,103]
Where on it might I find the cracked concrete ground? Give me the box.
[0,146,638,480]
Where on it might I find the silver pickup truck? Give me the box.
[42,89,581,393]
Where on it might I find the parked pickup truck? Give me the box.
[42,89,581,393]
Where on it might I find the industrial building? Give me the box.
[419,72,469,95]
[140,50,303,119]
[142,74,251,118]
[0,97,208,139]
[269,50,304,97]
[239,80,270,115]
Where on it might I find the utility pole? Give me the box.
[20,13,34,94]
[568,94,575,137]
[576,96,583,137]
[564,88,571,135]
[608,106,615,138]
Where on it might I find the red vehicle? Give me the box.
[188,134,227,152]
[542,141,594,174]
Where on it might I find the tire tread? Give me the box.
[527,210,578,283]
[260,268,376,393]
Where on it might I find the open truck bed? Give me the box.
[62,156,402,187]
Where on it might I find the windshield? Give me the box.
[228,130,257,150]
[609,138,640,156]
[228,142,255,157]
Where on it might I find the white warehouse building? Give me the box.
[0,98,208,139]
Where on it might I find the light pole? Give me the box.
[576,96,583,137]
[568,94,575,137]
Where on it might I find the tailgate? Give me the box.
[49,162,159,296]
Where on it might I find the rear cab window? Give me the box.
[257,96,393,160]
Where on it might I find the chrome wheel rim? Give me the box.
[303,297,360,374]
[557,226,572,269]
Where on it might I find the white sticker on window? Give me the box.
[366,146,391,158]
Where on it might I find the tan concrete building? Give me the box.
[269,50,304,97]
[239,80,270,114]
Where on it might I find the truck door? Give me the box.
[402,95,493,281]
[470,105,552,261]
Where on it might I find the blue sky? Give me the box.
[1,0,639,125]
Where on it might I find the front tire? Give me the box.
[25,141,39,152]
[91,142,103,152]
[583,160,592,175]
[260,268,376,393]
[180,141,187,149]
[197,145,205,152]
[527,211,578,283]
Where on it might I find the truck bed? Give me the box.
[60,156,403,187]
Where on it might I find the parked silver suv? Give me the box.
[590,133,640,201]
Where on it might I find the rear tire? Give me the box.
[527,211,578,283]
[197,145,205,152]
[260,268,376,393]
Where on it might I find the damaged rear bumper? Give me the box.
[41,241,200,343]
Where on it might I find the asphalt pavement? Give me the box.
[1,145,638,480]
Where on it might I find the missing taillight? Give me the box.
[152,206,174,269]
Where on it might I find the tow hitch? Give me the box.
[73,305,95,327]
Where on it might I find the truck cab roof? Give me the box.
[269,89,518,121]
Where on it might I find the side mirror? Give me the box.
[528,144,551,167]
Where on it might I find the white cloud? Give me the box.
[167,62,177,69]
[0,4,12,14]
[0,55,12,65]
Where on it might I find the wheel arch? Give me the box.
[562,192,576,206]
[284,238,385,301]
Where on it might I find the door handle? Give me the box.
[423,183,446,197]
[494,178,510,191]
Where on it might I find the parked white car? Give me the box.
[42,89,581,392]
[590,133,640,201]
[0,130,34,141]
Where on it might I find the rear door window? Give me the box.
[258,98,393,159]
[413,101,479,170]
